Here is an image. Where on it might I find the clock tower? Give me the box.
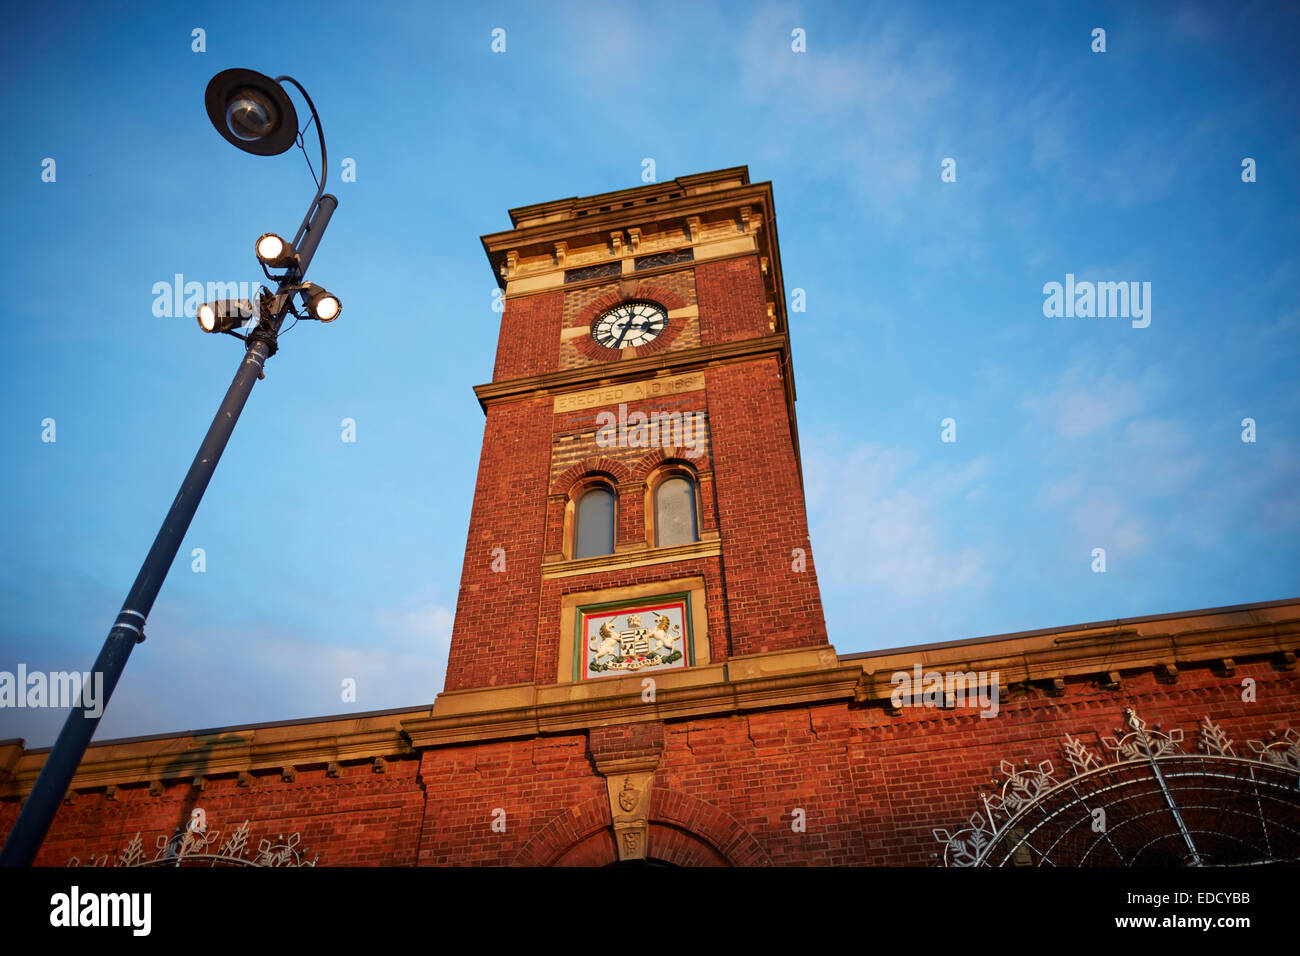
[6,168,1298,870]
[440,167,829,702]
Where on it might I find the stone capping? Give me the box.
[504,167,750,228]
[850,609,1300,706]
[405,648,865,749]
[843,597,1300,659]
[485,176,767,264]
[474,334,790,412]
[540,537,720,579]
[488,199,771,297]
[6,600,1295,796]
[0,711,427,798]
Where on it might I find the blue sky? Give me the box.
[1,1,1297,747]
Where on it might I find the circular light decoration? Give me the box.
[592,301,667,350]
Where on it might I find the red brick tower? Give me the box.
[442,167,828,699]
[5,171,1299,870]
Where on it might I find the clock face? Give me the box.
[592,301,667,349]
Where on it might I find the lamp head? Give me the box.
[300,283,341,323]
[197,299,256,334]
[255,232,299,270]
[205,68,299,156]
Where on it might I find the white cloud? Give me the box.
[806,440,988,600]
[84,593,456,745]
[1071,491,1149,559]
[1027,357,1150,439]
[1122,419,1207,494]
[1042,474,1084,505]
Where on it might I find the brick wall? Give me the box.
[459,257,824,684]
[444,396,553,689]
[493,290,563,381]
[549,391,712,489]
[416,736,606,865]
[5,659,1297,866]
[695,257,770,344]
[418,661,1299,865]
[705,357,828,654]
[3,758,425,867]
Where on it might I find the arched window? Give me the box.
[655,476,698,548]
[574,485,615,558]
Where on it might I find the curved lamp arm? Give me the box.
[276,75,328,250]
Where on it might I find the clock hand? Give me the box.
[613,320,632,348]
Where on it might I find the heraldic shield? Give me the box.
[580,597,690,679]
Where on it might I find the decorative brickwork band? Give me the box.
[631,449,714,481]
[551,457,634,497]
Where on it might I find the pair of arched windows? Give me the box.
[573,474,700,559]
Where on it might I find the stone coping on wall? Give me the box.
[846,598,1300,705]
[3,599,1296,798]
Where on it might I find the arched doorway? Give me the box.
[607,858,675,867]
[549,822,729,866]
[513,790,771,866]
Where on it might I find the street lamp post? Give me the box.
[0,69,341,867]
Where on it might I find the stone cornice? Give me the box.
[404,646,860,749]
[502,167,752,229]
[483,176,768,266]
[480,170,789,343]
[475,330,805,492]
[5,602,1295,796]
[541,538,721,579]
[0,711,426,798]
[473,334,791,412]
[849,605,1300,705]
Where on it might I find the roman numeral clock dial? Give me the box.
[592,301,667,349]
